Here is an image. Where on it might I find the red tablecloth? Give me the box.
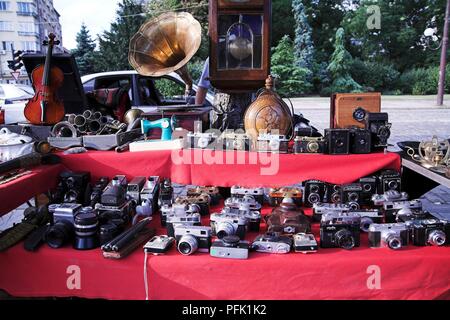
[1,210,449,300]
[0,164,64,215]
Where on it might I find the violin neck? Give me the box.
[42,43,53,87]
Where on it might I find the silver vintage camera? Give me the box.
[135,176,160,220]
[48,203,83,224]
[252,232,293,254]
[224,195,262,212]
[210,236,250,260]
[126,176,146,204]
[144,236,175,255]
[166,211,202,238]
[353,209,384,232]
[210,212,247,239]
[222,131,251,151]
[294,233,318,254]
[256,133,290,153]
[231,186,265,205]
[372,190,409,206]
[174,225,212,256]
[383,199,422,223]
[221,205,262,233]
[187,132,220,149]
[312,203,350,222]
[368,223,409,250]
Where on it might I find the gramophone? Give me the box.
[128,12,202,98]
[209,0,272,92]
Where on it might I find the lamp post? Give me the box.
[437,0,450,106]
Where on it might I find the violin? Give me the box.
[24,33,65,125]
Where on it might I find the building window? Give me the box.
[0,1,10,11]
[0,21,13,31]
[18,22,38,34]
[17,2,35,15]
[1,41,14,51]
[21,41,37,52]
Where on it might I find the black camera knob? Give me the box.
[222,236,240,247]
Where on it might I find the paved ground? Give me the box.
[1,95,449,231]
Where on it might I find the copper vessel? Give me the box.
[244,76,293,140]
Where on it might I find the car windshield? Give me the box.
[0,85,33,100]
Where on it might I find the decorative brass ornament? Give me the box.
[244,76,293,140]
[408,136,450,173]
[128,12,202,96]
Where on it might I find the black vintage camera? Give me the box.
[303,180,327,207]
[378,170,402,193]
[411,219,448,247]
[340,183,363,210]
[320,212,361,250]
[359,176,378,206]
[366,113,391,150]
[294,137,326,154]
[325,129,350,155]
[326,184,342,204]
[159,178,174,206]
[53,171,91,205]
[100,176,128,207]
[349,128,372,154]
[89,177,109,207]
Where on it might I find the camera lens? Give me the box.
[197,137,209,149]
[335,229,355,250]
[336,139,344,147]
[64,190,79,203]
[46,220,74,249]
[178,234,198,255]
[310,185,320,193]
[308,142,319,153]
[388,180,398,190]
[385,235,402,250]
[363,184,372,192]
[348,202,360,210]
[428,230,446,246]
[223,235,240,247]
[99,222,121,245]
[308,193,320,204]
[360,217,374,233]
[331,193,341,203]
[74,208,99,250]
[66,177,76,189]
[378,127,391,139]
[348,192,359,202]
[216,222,235,239]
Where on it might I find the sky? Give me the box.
[54,0,122,50]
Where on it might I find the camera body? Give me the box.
[320,212,361,249]
[256,134,290,153]
[326,184,342,204]
[266,201,311,235]
[325,129,350,155]
[175,194,210,216]
[160,203,200,227]
[252,232,293,254]
[368,223,409,250]
[268,187,303,207]
[378,170,402,193]
[372,190,409,206]
[53,171,91,205]
[210,236,250,260]
[210,212,247,239]
[224,195,262,212]
[101,175,128,207]
[410,219,448,247]
[366,112,391,150]
[340,183,363,210]
[175,225,212,255]
[349,128,372,154]
[312,203,350,222]
[293,136,326,154]
[353,209,384,232]
[221,205,261,232]
[383,199,423,223]
[48,203,83,225]
[126,176,146,204]
[294,233,318,254]
[187,132,220,149]
[136,176,160,217]
[222,132,251,151]
[90,177,109,207]
[144,236,175,255]
[303,180,327,207]
[359,176,378,206]
[159,178,174,207]
[230,186,265,206]
[95,199,135,225]
[187,186,221,206]
[166,211,202,238]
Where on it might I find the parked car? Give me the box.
[80,71,214,112]
[0,84,33,124]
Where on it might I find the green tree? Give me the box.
[272,0,296,47]
[71,23,97,75]
[271,35,312,97]
[97,0,146,71]
[328,28,362,93]
[292,0,315,70]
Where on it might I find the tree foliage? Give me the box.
[272,0,296,47]
[293,0,315,70]
[71,23,97,75]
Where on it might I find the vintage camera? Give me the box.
[378,170,402,193]
[210,236,250,260]
[303,180,327,207]
[187,186,221,206]
[372,190,409,206]
[340,183,364,210]
[126,176,146,204]
[383,199,423,223]
[175,194,210,216]
[101,175,128,207]
[53,171,91,205]
[294,233,318,254]
[268,187,303,207]
[294,136,325,154]
[349,128,372,154]
[221,205,261,233]
[89,177,109,207]
[166,210,202,238]
[366,112,391,150]
[224,195,262,212]
[359,176,378,206]
[187,132,220,149]
[222,131,251,151]
[320,212,361,250]
[265,199,311,235]
[73,207,99,250]
[312,203,350,222]
[354,209,384,232]
[159,178,173,207]
[256,133,290,154]
[144,236,175,255]
[368,223,409,250]
[96,200,135,226]
[174,225,212,256]
[46,203,83,249]
[409,219,448,247]
[325,129,350,155]
[160,203,200,228]
[326,184,342,204]
[252,232,293,254]
[231,186,264,206]
[136,176,160,217]
[210,212,247,239]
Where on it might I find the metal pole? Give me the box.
[437,0,450,106]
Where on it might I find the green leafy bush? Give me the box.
[350,59,400,92]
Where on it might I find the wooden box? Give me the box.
[330,93,381,129]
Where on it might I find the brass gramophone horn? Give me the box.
[129,12,202,97]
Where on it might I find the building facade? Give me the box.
[0,0,63,84]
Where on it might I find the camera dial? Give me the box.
[428,230,446,246]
